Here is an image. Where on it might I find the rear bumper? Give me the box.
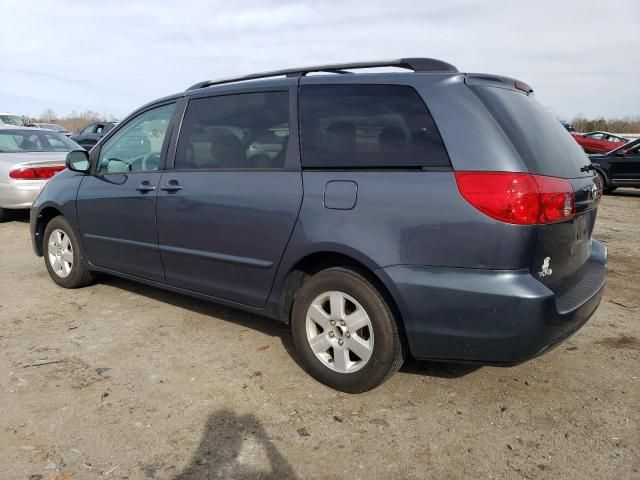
[377,240,607,363]
[0,181,46,209]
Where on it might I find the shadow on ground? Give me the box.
[608,188,640,197]
[401,358,480,378]
[0,209,30,223]
[173,409,298,479]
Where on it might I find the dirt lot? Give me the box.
[1,191,639,480]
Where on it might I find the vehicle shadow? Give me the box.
[401,358,480,378]
[1,209,30,223]
[100,275,296,351]
[101,275,480,381]
[172,409,298,479]
[608,188,640,197]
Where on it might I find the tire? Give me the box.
[43,216,94,288]
[596,171,616,194]
[291,267,404,393]
[0,207,5,223]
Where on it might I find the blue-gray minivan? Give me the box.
[30,59,607,392]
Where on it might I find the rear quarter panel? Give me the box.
[269,170,537,293]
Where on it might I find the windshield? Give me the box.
[0,129,80,152]
[0,114,24,126]
[41,123,67,132]
[608,138,640,155]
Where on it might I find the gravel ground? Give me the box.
[1,190,638,480]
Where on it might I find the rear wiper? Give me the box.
[580,164,596,172]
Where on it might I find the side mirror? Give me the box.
[66,150,90,173]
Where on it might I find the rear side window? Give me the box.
[175,92,289,170]
[300,85,450,168]
[472,86,591,178]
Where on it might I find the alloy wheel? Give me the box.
[47,228,74,278]
[305,291,374,373]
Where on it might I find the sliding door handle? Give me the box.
[160,180,183,192]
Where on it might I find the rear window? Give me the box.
[0,130,79,152]
[0,114,24,126]
[472,86,591,178]
[300,85,450,169]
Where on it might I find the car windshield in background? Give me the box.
[0,129,80,152]
[0,114,24,126]
[41,124,67,132]
[609,138,640,155]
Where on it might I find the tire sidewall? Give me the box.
[291,268,402,392]
[43,216,87,288]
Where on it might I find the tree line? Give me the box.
[568,117,640,134]
[23,109,119,133]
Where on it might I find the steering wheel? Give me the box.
[141,152,160,171]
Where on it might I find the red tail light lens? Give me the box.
[9,165,66,180]
[455,172,575,225]
[533,175,575,223]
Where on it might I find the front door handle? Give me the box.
[136,181,156,193]
[160,180,183,192]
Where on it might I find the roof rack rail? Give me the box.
[186,57,458,91]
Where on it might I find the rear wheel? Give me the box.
[291,267,404,393]
[0,207,5,223]
[43,216,94,288]
[596,171,616,194]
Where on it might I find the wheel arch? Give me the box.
[276,251,408,350]
[33,206,64,256]
[593,165,611,186]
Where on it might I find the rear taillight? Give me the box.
[9,165,65,180]
[455,172,575,225]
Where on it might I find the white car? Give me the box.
[0,112,25,127]
[0,126,81,221]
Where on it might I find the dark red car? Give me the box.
[572,131,628,154]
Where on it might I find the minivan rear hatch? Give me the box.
[467,77,603,306]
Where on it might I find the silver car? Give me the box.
[0,126,80,222]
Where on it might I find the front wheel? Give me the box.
[291,267,404,393]
[43,216,94,288]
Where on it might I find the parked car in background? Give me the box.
[69,121,117,150]
[560,120,575,132]
[572,131,628,154]
[590,138,640,193]
[0,126,81,222]
[0,112,25,127]
[30,123,72,137]
[30,59,606,392]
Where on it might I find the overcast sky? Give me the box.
[1,0,638,120]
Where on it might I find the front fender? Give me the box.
[30,171,85,257]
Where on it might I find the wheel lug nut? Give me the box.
[338,339,344,346]
[328,331,334,337]
[345,332,350,338]
[330,320,336,326]
[340,320,345,326]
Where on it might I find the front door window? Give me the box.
[97,104,175,173]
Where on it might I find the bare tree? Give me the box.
[40,108,57,122]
